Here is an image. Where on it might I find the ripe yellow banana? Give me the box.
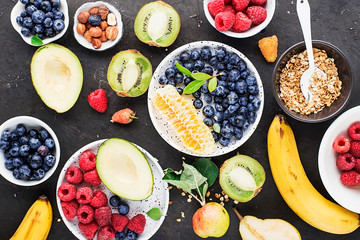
[10,195,52,240]
[267,115,359,234]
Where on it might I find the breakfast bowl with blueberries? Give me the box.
[0,116,60,186]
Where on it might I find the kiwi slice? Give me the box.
[219,154,265,202]
[134,1,181,47]
[107,49,152,97]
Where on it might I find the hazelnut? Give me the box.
[77,11,90,24]
[92,38,102,49]
[89,26,102,37]
[107,13,117,26]
[89,7,99,15]
[105,26,118,41]
[100,21,108,31]
[76,23,86,35]
[86,22,92,29]
[100,31,108,42]
[84,30,92,43]
[98,5,109,20]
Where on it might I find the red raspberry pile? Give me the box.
[207,0,267,32]
[333,122,360,186]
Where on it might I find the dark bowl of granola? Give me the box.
[272,40,352,123]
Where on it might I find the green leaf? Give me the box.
[31,35,43,46]
[213,123,220,133]
[191,72,212,81]
[147,208,164,221]
[183,80,205,94]
[208,77,217,93]
[197,182,209,198]
[175,62,192,76]
[192,158,219,187]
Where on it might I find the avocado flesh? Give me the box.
[96,138,154,200]
[31,44,83,113]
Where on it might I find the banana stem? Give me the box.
[233,207,244,221]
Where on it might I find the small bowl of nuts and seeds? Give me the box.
[272,40,352,123]
[73,1,123,51]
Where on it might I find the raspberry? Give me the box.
[336,153,355,171]
[111,108,137,124]
[224,0,232,4]
[57,183,76,201]
[90,190,108,208]
[207,0,225,17]
[232,12,252,32]
[223,5,236,14]
[84,169,102,186]
[77,205,95,224]
[340,170,360,186]
[76,186,94,204]
[88,88,108,113]
[246,6,267,25]
[111,213,129,232]
[95,206,112,226]
[332,136,351,153]
[350,141,360,158]
[65,166,83,184]
[128,214,146,234]
[97,226,115,240]
[348,122,360,141]
[250,0,266,5]
[215,12,235,32]
[79,151,97,172]
[232,0,250,12]
[61,200,79,220]
[355,159,360,173]
[78,221,99,240]
[258,35,278,62]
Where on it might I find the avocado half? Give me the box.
[96,138,154,200]
[30,43,83,113]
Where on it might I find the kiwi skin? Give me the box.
[219,154,266,203]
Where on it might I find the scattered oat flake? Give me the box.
[215,193,221,199]
[206,191,210,197]
[187,198,192,202]
[234,200,239,204]
[57,218,61,222]
[220,202,225,206]
[168,186,173,190]
[181,212,185,218]
[176,218,181,222]
[181,192,186,196]
[220,197,224,202]
[188,195,192,199]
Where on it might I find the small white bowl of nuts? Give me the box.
[73,1,123,51]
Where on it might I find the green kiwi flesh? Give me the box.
[219,154,266,202]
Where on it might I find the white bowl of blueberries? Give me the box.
[0,116,60,186]
[10,0,69,46]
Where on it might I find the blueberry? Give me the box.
[44,27,55,37]
[221,98,229,109]
[45,11,53,19]
[212,131,220,142]
[235,80,247,95]
[238,106,249,117]
[9,131,18,141]
[126,229,138,240]
[240,69,250,79]
[37,33,45,39]
[41,163,50,171]
[229,69,241,82]
[233,127,243,140]
[192,91,201,99]
[19,145,30,157]
[34,24,44,33]
[115,231,127,240]
[248,111,257,124]
[4,150,11,159]
[214,97,222,103]
[53,19,65,31]
[227,103,240,116]
[227,82,235,90]
[13,157,24,167]
[230,53,240,65]
[203,118,213,127]
[252,97,261,110]
[20,11,28,17]
[220,124,233,138]
[19,164,32,180]
[0,140,10,150]
[26,5,38,15]
[231,115,245,128]
[176,87,183,95]
[28,129,39,138]
[5,159,14,170]
[15,124,26,137]
[202,66,214,76]
[222,54,230,64]
[200,48,212,60]
[217,81,226,88]
[117,202,129,215]
[172,58,183,68]
[239,96,248,106]
[37,145,49,157]
[13,168,20,179]
[217,71,228,81]
[237,59,247,72]
[44,154,55,167]
[32,10,45,24]
[180,51,191,62]
[20,0,30,4]
[1,130,11,141]
[174,72,183,84]
[248,85,259,95]
[193,99,203,109]
[30,153,42,169]
[33,168,46,180]
[202,105,215,118]
[165,67,176,78]
[204,93,212,103]
[9,146,20,157]
[29,138,41,149]
[44,138,55,149]
[158,75,168,85]
[190,50,200,60]
[16,16,23,26]
[43,17,53,28]
[214,85,226,96]
[11,141,20,147]
[216,62,225,70]
[194,60,205,70]
[21,26,31,36]
[247,102,255,112]
[209,56,218,66]
[219,137,230,146]
[227,91,239,105]
[214,111,224,122]
[200,83,209,94]
[87,14,101,26]
[246,76,257,86]
[226,63,234,71]
[243,120,250,129]
[214,103,224,112]
[215,47,226,60]
[34,0,43,8]
[183,62,194,71]
[192,70,199,74]
[109,195,121,207]
[167,80,176,87]
[51,0,61,8]
[53,10,64,20]
[184,76,192,85]
[40,1,51,12]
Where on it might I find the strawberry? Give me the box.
[232,12,252,32]
[246,6,267,25]
[111,108,137,124]
[88,89,108,113]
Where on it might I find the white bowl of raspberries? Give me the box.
[203,0,275,38]
[318,105,360,213]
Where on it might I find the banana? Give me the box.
[10,195,52,240]
[267,115,359,234]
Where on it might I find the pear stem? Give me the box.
[233,207,244,221]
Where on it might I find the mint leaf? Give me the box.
[191,72,212,81]
[147,208,164,221]
[213,123,220,133]
[31,35,43,46]
[208,77,217,93]
[175,62,191,77]
[192,158,219,187]
[183,80,205,94]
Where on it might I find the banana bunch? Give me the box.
[267,115,359,234]
[10,195,52,240]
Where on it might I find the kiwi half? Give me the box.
[219,154,265,202]
[134,1,181,47]
[107,49,152,97]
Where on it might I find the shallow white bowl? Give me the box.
[203,0,276,38]
[56,139,169,240]
[73,1,123,51]
[10,0,69,46]
[147,41,264,157]
[0,116,60,186]
[318,106,360,213]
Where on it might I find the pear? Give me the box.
[233,208,301,240]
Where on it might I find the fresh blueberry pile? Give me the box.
[158,46,261,147]
[0,124,56,181]
[15,0,65,40]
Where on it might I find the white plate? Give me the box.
[147,41,264,157]
[318,106,360,213]
[56,139,169,239]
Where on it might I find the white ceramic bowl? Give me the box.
[318,106,360,213]
[73,1,123,51]
[56,139,169,240]
[147,41,264,157]
[10,0,69,46]
[0,116,60,186]
[203,0,276,38]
